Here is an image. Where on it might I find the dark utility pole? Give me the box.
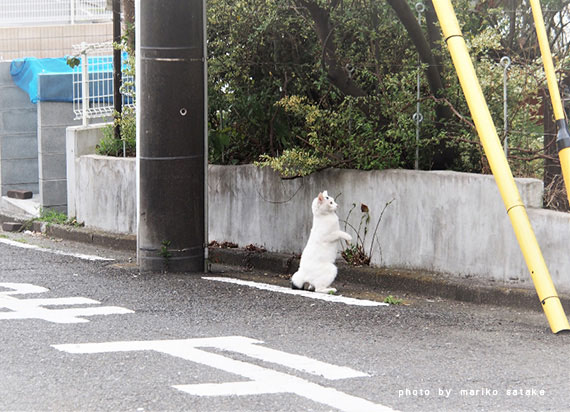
[137,0,207,272]
[112,0,122,140]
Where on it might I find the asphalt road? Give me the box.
[1,231,569,412]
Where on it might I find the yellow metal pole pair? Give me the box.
[431,0,570,333]
[529,0,570,205]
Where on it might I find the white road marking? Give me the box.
[0,238,113,261]
[203,276,389,307]
[54,336,396,412]
[0,282,134,323]
[207,336,368,380]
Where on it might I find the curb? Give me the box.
[208,247,300,274]
[45,224,137,251]
[2,211,565,312]
[208,248,560,312]
[0,212,137,251]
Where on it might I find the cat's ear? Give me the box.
[323,190,328,198]
[318,192,324,202]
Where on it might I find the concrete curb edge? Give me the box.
[0,213,137,251]
[208,248,560,312]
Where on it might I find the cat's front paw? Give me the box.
[341,232,352,242]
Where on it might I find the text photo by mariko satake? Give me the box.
[398,387,546,399]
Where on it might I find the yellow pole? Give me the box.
[529,0,570,205]
[432,0,570,333]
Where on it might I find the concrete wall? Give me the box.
[67,124,136,234]
[0,61,38,196]
[38,99,80,212]
[64,153,570,292]
[1,62,107,212]
[66,124,107,218]
[75,154,136,234]
[38,72,108,212]
[208,165,570,292]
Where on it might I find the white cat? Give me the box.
[291,191,352,294]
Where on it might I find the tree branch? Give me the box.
[387,0,444,97]
[291,0,367,98]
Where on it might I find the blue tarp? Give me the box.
[10,56,127,104]
[10,57,73,103]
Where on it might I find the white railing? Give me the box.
[72,42,134,124]
[0,0,111,27]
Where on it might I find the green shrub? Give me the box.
[96,107,136,157]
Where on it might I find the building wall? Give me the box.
[0,23,113,61]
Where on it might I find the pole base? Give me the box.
[542,296,570,334]
[138,248,205,273]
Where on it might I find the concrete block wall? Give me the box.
[37,98,80,213]
[0,62,38,196]
[1,62,109,212]
[38,73,108,212]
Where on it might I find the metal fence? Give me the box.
[0,0,111,26]
[72,42,134,124]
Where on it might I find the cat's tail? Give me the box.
[291,281,316,292]
[290,271,315,292]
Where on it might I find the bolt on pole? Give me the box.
[136,0,207,273]
[432,0,570,334]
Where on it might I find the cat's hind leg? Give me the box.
[313,263,338,294]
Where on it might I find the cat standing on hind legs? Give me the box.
[291,191,352,294]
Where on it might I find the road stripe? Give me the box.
[54,336,397,412]
[0,282,134,323]
[181,336,369,380]
[0,238,113,261]
[203,277,389,307]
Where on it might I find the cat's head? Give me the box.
[312,190,338,215]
